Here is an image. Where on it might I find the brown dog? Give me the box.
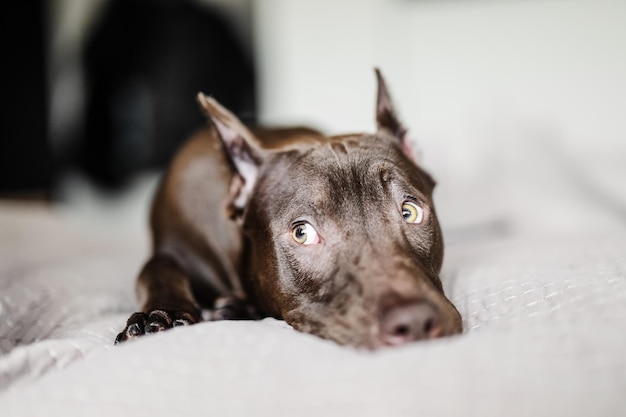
[115,70,462,349]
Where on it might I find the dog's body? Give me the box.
[116,71,462,349]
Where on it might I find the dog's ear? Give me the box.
[197,93,264,219]
[375,68,418,163]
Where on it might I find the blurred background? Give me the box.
[2,0,625,239]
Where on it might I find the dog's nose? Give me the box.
[380,301,443,346]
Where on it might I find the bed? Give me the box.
[1,188,624,416]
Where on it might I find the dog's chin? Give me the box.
[283,310,375,350]
[286,311,463,351]
[299,326,381,351]
[284,315,398,351]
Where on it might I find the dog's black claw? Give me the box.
[114,309,200,344]
[128,322,142,336]
[114,313,147,344]
[146,322,163,333]
[173,319,189,327]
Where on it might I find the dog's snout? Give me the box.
[380,301,443,346]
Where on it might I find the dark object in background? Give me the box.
[81,0,256,187]
[0,2,51,198]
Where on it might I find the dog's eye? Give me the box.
[291,223,320,245]
[401,201,424,224]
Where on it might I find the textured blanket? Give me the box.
[0,202,625,416]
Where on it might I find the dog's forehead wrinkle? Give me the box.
[328,142,348,168]
[276,141,410,204]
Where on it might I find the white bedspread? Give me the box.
[1,201,625,416]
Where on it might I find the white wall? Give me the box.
[253,0,626,234]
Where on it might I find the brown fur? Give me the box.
[115,70,462,349]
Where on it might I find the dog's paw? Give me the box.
[114,309,200,344]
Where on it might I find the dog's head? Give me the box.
[198,70,462,349]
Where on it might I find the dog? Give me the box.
[115,70,462,349]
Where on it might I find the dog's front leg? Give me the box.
[115,254,201,343]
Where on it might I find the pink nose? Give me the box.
[380,301,443,346]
